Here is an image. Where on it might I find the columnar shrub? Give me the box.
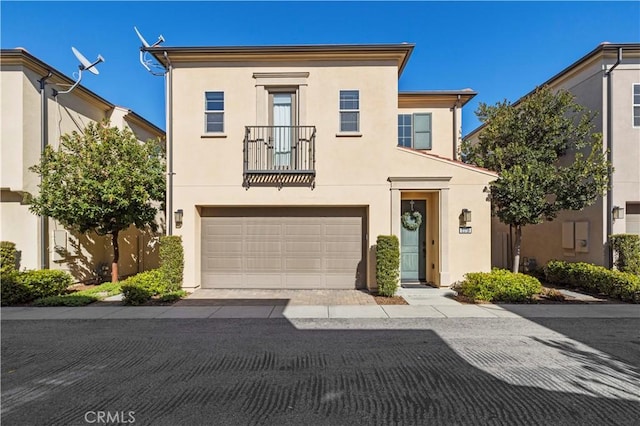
[454,269,542,303]
[544,260,640,303]
[610,234,640,275]
[1,241,18,274]
[159,235,184,291]
[376,235,400,297]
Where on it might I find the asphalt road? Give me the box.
[2,317,639,426]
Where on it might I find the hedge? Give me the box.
[453,269,542,303]
[1,269,73,306]
[544,260,640,303]
[376,235,400,297]
[1,241,18,274]
[121,269,167,305]
[610,234,640,275]
[159,235,184,291]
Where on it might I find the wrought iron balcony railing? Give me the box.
[243,125,316,188]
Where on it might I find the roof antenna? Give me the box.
[54,47,104,95]
[134,26,165,76]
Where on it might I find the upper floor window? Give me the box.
[205,91,224,133]
[397,113,432,149]
[633,84,640,127]
[339,90,359,132]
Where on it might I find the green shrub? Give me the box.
[158,290,187,303]
[121,283,153,306]
[120,269,167,305]
[33,294,97,307]
[19,269,73,299]
[544,260,640,303]
[376,235,400,297]
[610,234,640,275]
[453,269,542,303]
[73,281,122,297]
[159,235,184,291]
[1,271,30,306]
[1,241,18,274]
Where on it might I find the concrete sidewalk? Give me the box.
[1,303,638,320]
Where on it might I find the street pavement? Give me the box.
[2,316,640,425]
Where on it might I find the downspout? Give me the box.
[164,51,174,236]
[452,95,461,160]
[39,72,52,269]
[605,47,622,268]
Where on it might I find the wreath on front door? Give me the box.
[401,211,422,231]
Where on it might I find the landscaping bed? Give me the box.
[373,295,409,305]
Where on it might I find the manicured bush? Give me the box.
[121,283,153,306]
[159,235,184,291]
[1,271,30,306]
[33,294,97,307]
[376,235,400,297]
[453,269,542,303]
[544,260,640,303]
[120,269,167,305]
[1,241,18,274]
[610,234,640,275]
[19,269,73,300]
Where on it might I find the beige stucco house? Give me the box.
[0,48,165,282]
[145,43,496,291]
[465,42,640,271]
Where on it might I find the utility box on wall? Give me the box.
[575,221,589,253]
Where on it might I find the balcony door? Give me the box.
[270,91,297,169]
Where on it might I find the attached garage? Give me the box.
[200,207,366,289]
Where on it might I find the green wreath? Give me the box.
[401,211,422,231]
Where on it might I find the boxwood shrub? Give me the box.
[1,271,30,306]
[1,241,18,274]
[159,235,184,291]
[376,235,400,297]
[544,260,640,303]
[610,234,640,275]
[454,269,542,303]
[19,270,73,300]
[121,269,167,305]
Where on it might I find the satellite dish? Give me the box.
[134,26,150,48]
[134,26,166,76]
[53,47,104,95]
[71,46,104,75]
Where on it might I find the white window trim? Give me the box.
[204,91,224,134]
[339,90,360,133]
[633,83,640,128]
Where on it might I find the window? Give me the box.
[205,91,224,133]
[633,84,640,127]
[339,90,359,132]
[397,113,432,149]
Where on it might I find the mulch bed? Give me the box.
[373,295,409,305]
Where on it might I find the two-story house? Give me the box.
[465,43,640,271]
[145,43,496,291]
[0,48,165,281]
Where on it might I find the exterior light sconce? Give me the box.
[612,206,624,220]
[462,209,472,223]
[174,209,183,228]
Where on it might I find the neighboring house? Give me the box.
[144,43,496,291]
[0,48,165,282]
[465,42,640,271]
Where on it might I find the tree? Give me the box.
[462,86,609,272]
[29,120,165,282]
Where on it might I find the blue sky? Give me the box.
[2,1,639,135]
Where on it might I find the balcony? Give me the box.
[243,126,316,189]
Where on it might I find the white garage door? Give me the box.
[201,207,366,289]
[626,203,640,234]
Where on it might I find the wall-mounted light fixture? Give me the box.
[462,209,472,223]
[174,209,183,228]
[612,206,624,220]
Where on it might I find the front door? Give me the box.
[400,200,426,282]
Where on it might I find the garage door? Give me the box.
[201,207,366,289]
